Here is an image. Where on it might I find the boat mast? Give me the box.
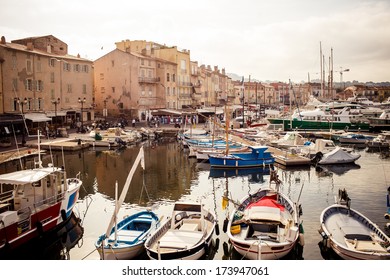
[320,42,323,99]
[104,146,145,239]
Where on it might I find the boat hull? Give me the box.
[320,204,390,260]
[95,211,159,260]
[0,178,81,252]
[227,187,301,260]
[145,203,216,260]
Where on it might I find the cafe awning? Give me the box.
[24,113,52,122]
[46,110,68,117]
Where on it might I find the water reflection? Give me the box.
[1,213,84,260]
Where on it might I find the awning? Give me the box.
[24,113,52,122]
[0,114,24,125]
[46,110,67,117]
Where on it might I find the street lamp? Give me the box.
[51,97,60,127]
[103,98,108,121]
[78,97,86,133]
[16,97,28,145]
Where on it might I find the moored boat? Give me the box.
[95,210,160,260]
[319,189,390,260]
[208,145,275,168]
[144,201,217,260]
[0,131,82,253]
[267,107,370,131]
[227,169,304,260]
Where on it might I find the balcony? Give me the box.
[138,77,161,84]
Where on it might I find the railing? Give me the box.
[138,77,160,83]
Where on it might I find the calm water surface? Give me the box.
[2,139,389,260]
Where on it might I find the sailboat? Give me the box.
[95,146,160,260]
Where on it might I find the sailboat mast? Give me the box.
[320,41,323,99]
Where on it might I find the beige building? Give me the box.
[0,35,94,134]
[93,48,173,121]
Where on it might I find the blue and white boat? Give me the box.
[208,146,275,168]
[95,210,160,260]
[95,146,161,260]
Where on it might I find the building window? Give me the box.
[50,72,55,83]
[148,87,152,96]
[37,98,43,110]
[167,73,170,82]
[36,61,42,72]
[67,84,72,93]
[82,84,87,94]
[100,87,105,94]
[63,62,71,71]
[111,60,115,67]
[26,60,32,73]
[82,65,89,73]
[12,54,17,70]
[172,74,176,82]
[100,73,104,80]
[141,59,144,65]
[49,58,55,67]
[141,86,145,96]
[167,87,170,96]
[74,64,80,72]
[36,80,43,92]
[112,87,115,93]
[25,79,33,91]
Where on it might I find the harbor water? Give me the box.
[1,138,389,260]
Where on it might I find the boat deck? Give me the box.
[323,210,387,253]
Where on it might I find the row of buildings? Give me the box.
[0,35,389,136]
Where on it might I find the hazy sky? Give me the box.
[1,0,389,83]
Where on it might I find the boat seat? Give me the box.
[158,229,203,249]
[110,230,144,243]
[345,237,387,253]
[180,222,199,231]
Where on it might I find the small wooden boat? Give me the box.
[145,201,217,260]
[95,210,160,260]
[319,189,390,260]
[227,169,304,260]
[95,146,159,260]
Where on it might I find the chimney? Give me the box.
[26,42,34,50]
[0,36,6,44]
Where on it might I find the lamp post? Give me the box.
[78,97,86,133]
[16,97,28,145]
[51,97,60,128]
[103,98,108,121]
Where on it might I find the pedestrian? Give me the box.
[132,118,136,127]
